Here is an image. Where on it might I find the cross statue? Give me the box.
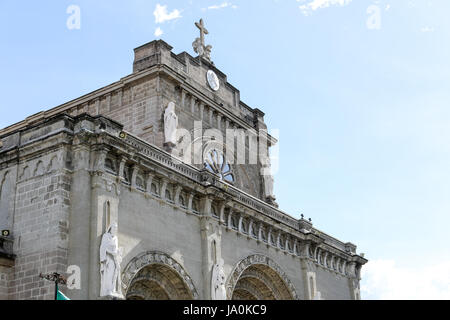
[193,18,213,62]
[195,19,209,49]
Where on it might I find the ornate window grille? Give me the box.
[204,149,234,183]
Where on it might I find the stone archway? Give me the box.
[227,254,299,300]
[122,251,199,300]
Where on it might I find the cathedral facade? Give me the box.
[0,23,367,300]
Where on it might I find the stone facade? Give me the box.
[0,39,367,300]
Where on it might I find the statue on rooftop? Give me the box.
[193,19,213,63]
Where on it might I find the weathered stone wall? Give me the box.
[0,116,73,300]
[315,267,352,300]
[0,170,14,231]
[9,150,71,300]
[117,186,204,297]
[0,266,12,300]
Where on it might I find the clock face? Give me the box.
[207,70,220,91]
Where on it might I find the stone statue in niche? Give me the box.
[164,102,178,151]
[100,222,123,298]
[211,260,227,300]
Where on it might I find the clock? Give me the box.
[207,70,220,92]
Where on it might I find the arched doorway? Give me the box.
[227,255,298,300]
[122,251,199,300]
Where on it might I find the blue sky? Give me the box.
[0,0,449,299]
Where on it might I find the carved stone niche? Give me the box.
[298,219,313,233]
[200,168,217,186]
[345,242,357,255]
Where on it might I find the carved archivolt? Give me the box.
[18,154,61,182]
[121,251,199,300]
[226,254,299,300]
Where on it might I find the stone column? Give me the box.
[145,173,154,195]
[89,174,120,300]
[347,261,360,300]
[118,89,123,108]
[200,210,222,300]
[131,165,139,189]
[218,202,226,224]
[227,209,233,230]
[117,156,127,183]
[106,93,111,112]
[94,148,108,172]
[238,214,243,234]
[258,223,263,242]
[293,240,299,256]
[248,220,254,237]
[160,179,168,200]
[181,90,186,109]
[191,96,196,114]
[217,114,222,130]
[200,196,213,217]
[94,98,100,115]
[209,108,213,124]
[199,103,205,120]
[187,193,194,212]
[276,231,281,249]
[67,143,91,300]
[174,185,183,206]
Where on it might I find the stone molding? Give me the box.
[121,251,199,299]
[226,254,299,300]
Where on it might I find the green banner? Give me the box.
[57,290,70,300]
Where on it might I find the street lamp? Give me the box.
[39,272,67,300]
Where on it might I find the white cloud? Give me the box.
[153,4,182,24]
[421,26,434,33]
[202,2,238,11]
[297,0,352,15]
[154,27,164,37]
[361,259,450,300]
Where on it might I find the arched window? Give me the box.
[204,149,234,183]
